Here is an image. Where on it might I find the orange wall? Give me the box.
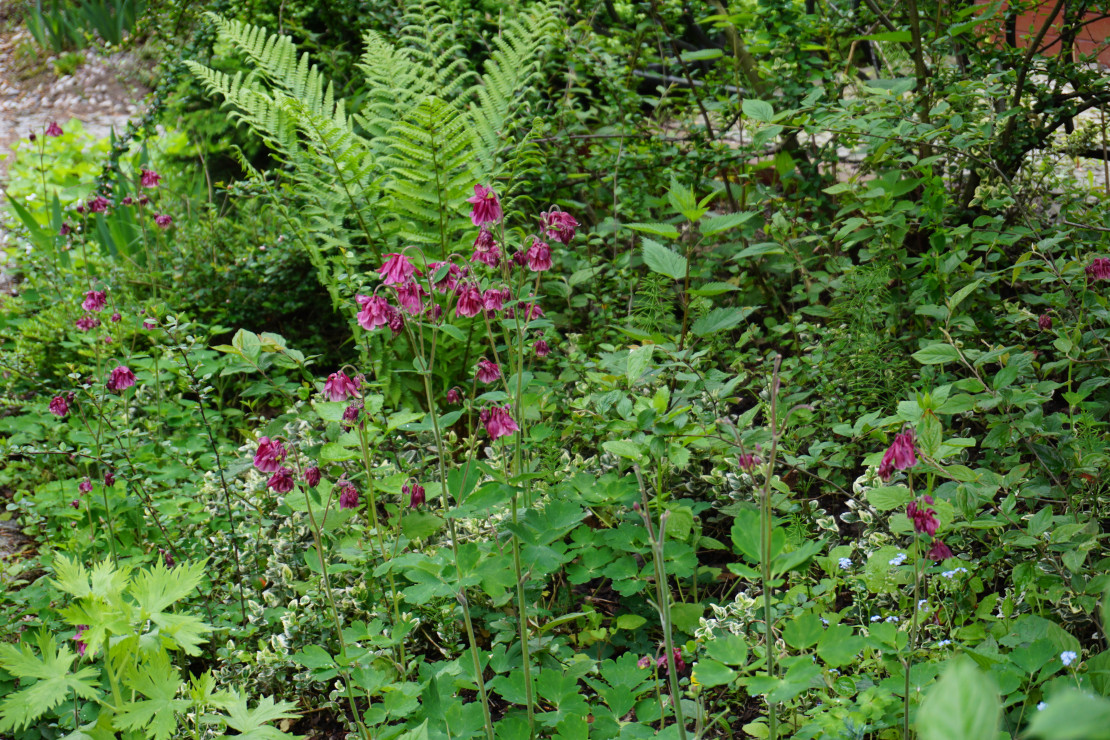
[985,3,1110,66]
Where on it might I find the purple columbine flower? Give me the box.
[455,283,484,318]
[395,280,425,315]
[140,169,161,188]
[356,294,394,331]
[323,371,360,402]
[525,237,552,272]
[49,395,69,417]
[1086,257,1110,281]
[878,429,917,481]
[82,290,107,312]
[76,315,100,332]
[106,365,136,391]
[379,253,416,286]
[78,478,92,494]
[253,437,287,473]
[541,208,579,244]
[154,214,172,228]
[476,358,501,384]
[907,497,940,536]
[304,467,322,487]
[480,405,519,440]
[267,467,295,493]
[446,387,462,404]
[337,478,359,509]
[472,228,500,267]
[46,121,63,137]
[404,482,426,508]
[467,184,502,226]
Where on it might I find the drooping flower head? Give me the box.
[324,370,360,402]
[154,214,173,228]
[87,196,110,213]
[49,395,69,417]
[253,437,287,473]
[472,228,500,267]
[480,405,519,440]
[106,365,136,391]
[304,466,322,487]
[356,294,394,331]
[103,470,115,486]
[878,429,917,481]
[267,467,295,493]
[142,319,157,330]
[74,625,88,656]
[82,290,107,312]
[76,315,100,332]
[525,237,552,272]
[1037,313,1052,331]
[482,288,505,313]
[342,401,363,429]
[427,261,461,294]
[46,121,64,137]
[455,283,484,318]
[1086,257,1110,281]
[907,496,939,536]
[337,478,359,509]
[541,208,579,244]
[533,339,550,357]
[737,453,761,470]
[467,184,502,226]
[404,481,426,508]
[140,169,161,188]
[160,548,175,568]
[927,539,952,561]
[78,478,92,494]
[110,312,121,323]
[395,280,425,315]
[476,358,501,384]
[657,647,686,674]
[446,387,462,405]
[379,253,417,286]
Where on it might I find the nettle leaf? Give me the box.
[625,222,680,239]
[0,631,101,733]
[691,307,757,337]
[699,211,757,237]
[641,238,687,280]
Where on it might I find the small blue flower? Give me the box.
[870,615,882,622]
[1037,701,1047,711]
[838,557,852,571]
[937,639,952,647]
[1061,651,1077,667]
[885,615,900,623]
[889,552,907,566]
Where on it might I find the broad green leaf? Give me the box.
[625,222,680,239]
[742,98,775,122]
[693,659,737,688]
[691,307,756,337]
[916,657,999,740]
[641,238,687,280]
[1026,690,1110,738]
[705,634,748,665]
[689,282,739,297]
[866,485,912,511]
[699,211,756,237]
[947,278,983,313]
[117,653,189,740]
[231,329,262,362]
[912,344,961,365]
[0,631,101,732]
[917,412,943,457]
[626,345,654,384]
[602,440,643,460]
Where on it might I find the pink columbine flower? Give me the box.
[472,228,500,267]
[253,437,287,473]
[87,196,110,213]
[526,238,552,272]
[154,214,172,228]
[121,196,134,206]
[76,315,100,332]
[637,655,652,669]
[455,283,484,318]
[46,121,63,137]
[60,222,71,236]
[160,548,175,568]
[142,319,157,330]
[657,648,686,674]
[482,288,505,313]
[71,499,80,509]
[106,365,136,391]
[304,467,322,487]
[102,335,113,345]
[267,467,295,493]
[927,539,952,561]
[521,301,544,321]
[395,280,425,315]
[78,478,92,494]
[404,482,426,508]
[737,453,761,470]
[476,358,501,384]
[1037,313,1052,330]
[1086,257,1110,281]
[342,402,363,429]
[82,290,106,312]
[379,253,416,286]
[356,294,393,331]
[323,370,360,402]
[110,312,121,323]
[74,626,88,656]
[877,429,917,481]
[467,184,502,226]
[140,169,161,188]
[446,387,462,404]
[49,395,69,417]
[103,470,115,486]
[480,405,519,440]
[337,478,359,509]
[541,208,579,244]
[533,339,550,357]
[907,497,940,536]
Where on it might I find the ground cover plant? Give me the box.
[1,0,1109,738]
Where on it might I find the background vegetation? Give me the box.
[1,0,1109,738]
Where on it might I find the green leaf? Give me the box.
[231,329,262,362]
[912,344,961,365]
[641,238,687,280]
[1026,690,1110,739]
[742,98,775,122]
[783,612,824,649]
[699,211,756,237]
[866,486,913,511]
[688,282,739,297]
[213,692,301,740]
[130,559,207,618]
[625,222,680,239]
[400,511,445,540]
[602,440,643,461]
[0,631,101,733]
[320,442,359,462]
[691,307,756,337]
[858,30,913,42]
[626,345,654,384]
[705,634,748,665]
[947,278,983,313]
[693,659,737,688]
[917,412,943,457]
[916,657,1000,740]
[117,653,189,740]
[615,614,647,630]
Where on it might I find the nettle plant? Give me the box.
[0,556,297,740]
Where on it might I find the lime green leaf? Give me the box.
[916,657,1000,740]
[912,344,960,365]
[641,238,687,280]
[691,307,757,337]
[700,212,757,237]
[693,659,737,688]
[742,98,775,122]
[625,222,680,240]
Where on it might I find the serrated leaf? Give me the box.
[947,278,983,313]
[866,486,912,511]
[912,344,960,365]
[641,238,687,280]
[602,440,643,460]
[693,659,737,688]
[0,631,101,732]
[699,211,757,237]
[691,307,756,336]
[626,345,654,384]
[117,653,189,740]
[689,282,739,297]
